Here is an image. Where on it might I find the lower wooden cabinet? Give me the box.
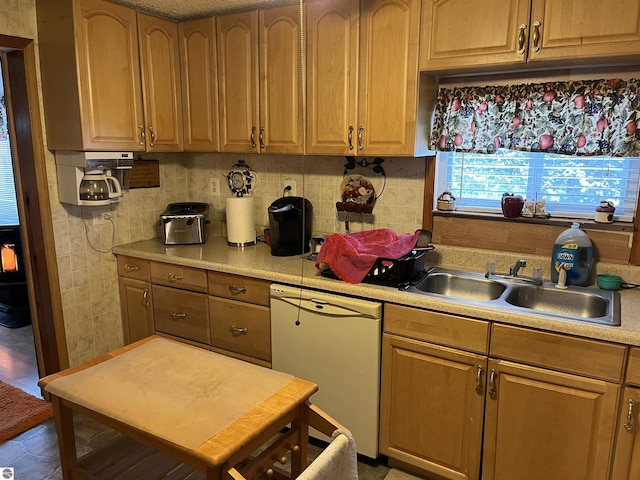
[482,359,620,480]
[118,277,153,344]
[612,348,640,479]
[380,334,486,480]
[381,306,624,480]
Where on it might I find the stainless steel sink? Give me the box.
[504,285,611,319]
[404,267,620,326]
[412,272,506,301]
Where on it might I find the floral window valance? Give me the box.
[431,78,640,156]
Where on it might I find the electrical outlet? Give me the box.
[282,181,296,197]
[210,178,220,195]
[92,213,106,225]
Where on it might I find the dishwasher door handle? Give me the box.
[272,296,376,318]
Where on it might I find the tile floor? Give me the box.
[0,325,396,479]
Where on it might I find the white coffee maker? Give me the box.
[55,151,133,206]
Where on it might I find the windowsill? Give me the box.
[432,210,634,233]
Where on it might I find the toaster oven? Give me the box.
[160,202,209,245]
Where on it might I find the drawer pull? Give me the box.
[171,312,187,319]
[488,369,497,399]
[168,273,184,281]
[124,264,139,272]
[625,398,636,431]
[230,325,248,335]
[228,284,247,294]
[475,365,484,394]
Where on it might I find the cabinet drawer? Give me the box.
[628,348,640,386]
[384,303,490,354]
[209,296,271,361]
[153,285,209,344]
[208,271,270,306]
[151,261,207,292]
[117,256,150,281]
[491,324,626,383]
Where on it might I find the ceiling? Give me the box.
[110,0,300,20]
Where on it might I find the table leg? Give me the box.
[290,403,310,477]
[51,396,77,479]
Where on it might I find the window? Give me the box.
[0,57,18,227]
[435,149,640,221]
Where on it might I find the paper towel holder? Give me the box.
[226,195,257,248]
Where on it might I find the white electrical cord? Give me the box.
[81,205,116,253]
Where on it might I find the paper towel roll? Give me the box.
[226,196,256,246]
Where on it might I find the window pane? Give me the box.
[435,150,640,221]
[0,57,19,227]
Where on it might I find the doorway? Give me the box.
[0,34,68,391]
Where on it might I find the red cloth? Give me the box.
[315,229,420,284]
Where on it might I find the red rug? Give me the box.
[0,380,53,441]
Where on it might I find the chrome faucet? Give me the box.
[509,259,527,277]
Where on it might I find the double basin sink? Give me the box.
[404,267,620,326]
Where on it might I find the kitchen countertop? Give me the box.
[113,236,640,347]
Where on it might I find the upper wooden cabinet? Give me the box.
[36,0,182,152]
[420,0,640,72]
[137,12,184,152]
[305,0,359,155]
[179,17,220,152]
[216,6,303,154]
[306,0,424,156]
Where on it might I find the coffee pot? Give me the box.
[79,169,122,203]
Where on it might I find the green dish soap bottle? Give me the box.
[550,222,593,286]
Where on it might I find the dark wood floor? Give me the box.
[0,325,394,479]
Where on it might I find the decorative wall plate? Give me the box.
[340,174,376,205]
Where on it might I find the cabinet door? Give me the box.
[379,334,486,480]
[358,0,421,156]
[611,387,640,480]
[217,11,260,153]
[528,0,640,62]
[259,5,304,154]
[305,0,359,155]
[119,277,153,344]
[179,17,220,152]
[482,359,620,480]
[419,0,531,71]
[137,12,184,152]
[76,0,145,150]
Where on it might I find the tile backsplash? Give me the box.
[48,150,426,365]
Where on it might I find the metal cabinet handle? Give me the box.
[171,312,186,319]
[148,126,156,147]
[228,284,247,294]
[124,264,139,272]
[531,21,541,52]
[348,125,354,150]
[488,369,497,399]
[259,127,265,149]
[138,124,145,146]
[250,126,257,148]
[168,273,184,281]
[475,365,484,394]
[230,325,248,335]
[625,398,636,431]
[142,288,150,308]
[517,24,527,55]
[357,125,364,151]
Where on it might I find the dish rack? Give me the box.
[320,246,433,287]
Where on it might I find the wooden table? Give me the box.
[39,336,319,480]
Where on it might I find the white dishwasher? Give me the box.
[270,284,382,459]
